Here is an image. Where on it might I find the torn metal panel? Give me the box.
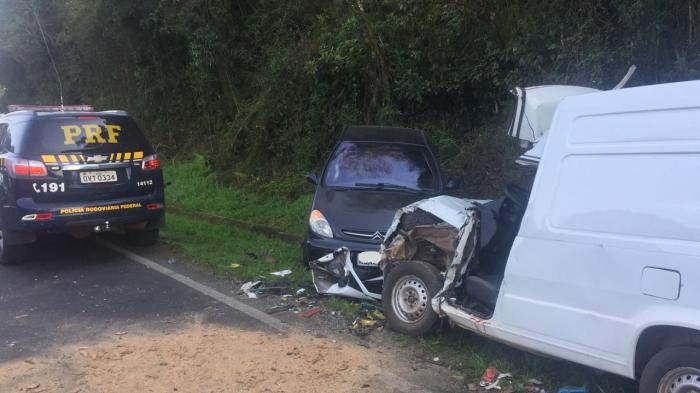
[378,195,482,315]
[380,196,480,265]
[309,247,381,301]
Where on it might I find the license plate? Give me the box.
[80,170,118,184]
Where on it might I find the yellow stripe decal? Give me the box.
[70,154,79,163]
[124,152,131,161]
[133,151,144,160]
[42,155,56,163]
[116,153,122,161]
[109,153,114,162]
[58,155,69,163]
[79,154,85,163]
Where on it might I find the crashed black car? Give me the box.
[304,125,451,300]
[0,105,164,264]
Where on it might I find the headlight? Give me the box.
[309,209,333,238]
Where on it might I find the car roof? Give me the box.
[340,125,428,145]
[1,110,129,121]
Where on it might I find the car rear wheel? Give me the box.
[640,346,700,393]
[129,228,159,247]
[0,230,27,265]
[382,261,442,336]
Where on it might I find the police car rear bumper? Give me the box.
[1,193,165,242]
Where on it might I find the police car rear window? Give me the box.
[19,116,151,155]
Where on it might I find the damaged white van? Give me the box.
[380,80,700,392]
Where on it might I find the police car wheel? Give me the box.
[0,230,27,265]
[129,228,159,247]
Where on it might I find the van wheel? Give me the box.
[382,261,442,336]
[639,346,700,393]
[0,230,27,265]
[129,228,159,247]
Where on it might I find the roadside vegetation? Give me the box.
[2,1,700,197]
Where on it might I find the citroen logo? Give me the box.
[371,232,385,241]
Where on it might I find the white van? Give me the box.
[379,80,700,392]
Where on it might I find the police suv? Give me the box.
[0,105,164,264]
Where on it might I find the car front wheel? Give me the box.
[640,346,700,393]
[382,261,442,336]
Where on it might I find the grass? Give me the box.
[326,297,362,318]
[163,155,312,236]
[162,213,309,285]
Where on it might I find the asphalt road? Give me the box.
[0,234,267,364]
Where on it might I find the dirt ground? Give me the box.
[0,323,439,393]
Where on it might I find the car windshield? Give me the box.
[323,142,436,191]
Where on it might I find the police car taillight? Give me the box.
[21,212,53,221]
[6,158,48,177]
[142,154,160,171]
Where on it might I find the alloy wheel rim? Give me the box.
[392,275,429,324]
[659,367,700,393]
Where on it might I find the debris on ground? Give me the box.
[558,387,587,393]
[296,288,306,295]
[270,269,292,277]
[466,366,514,392]
[229,263,241,269]
[267,304,294,314]
[299,307,322,318]
[350,306,386,336]
[167,258,176,265]
[240,281,262,298]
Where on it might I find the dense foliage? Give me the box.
[1,0,699,196]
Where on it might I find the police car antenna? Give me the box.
[30,1,64,111]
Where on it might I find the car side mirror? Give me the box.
[306,173,318,185]
[445,179,458,190]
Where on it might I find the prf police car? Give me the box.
[0,105,164,264]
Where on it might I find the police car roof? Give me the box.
[2,110,129,120]
[341,125,428,145]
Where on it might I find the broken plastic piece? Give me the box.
[480,366,499,386]
[299,307,322,318]
[309,247,381,301]
[270,269,292,277]
[240,281,261,298]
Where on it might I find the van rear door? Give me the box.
[16,114,156,203]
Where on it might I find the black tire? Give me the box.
[129,228,159,247]
[0,230,27,265]
[382,261,442,336]
[639,346,700,393]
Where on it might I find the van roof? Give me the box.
[341,125,428,145]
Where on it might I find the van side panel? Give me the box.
[492,81,700,379]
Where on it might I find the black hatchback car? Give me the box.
[303,125,448,263]
[0,106,164,264]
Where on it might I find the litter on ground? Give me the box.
[299,307,322,318]
[240,281,262,298]
[270,269,292,277]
